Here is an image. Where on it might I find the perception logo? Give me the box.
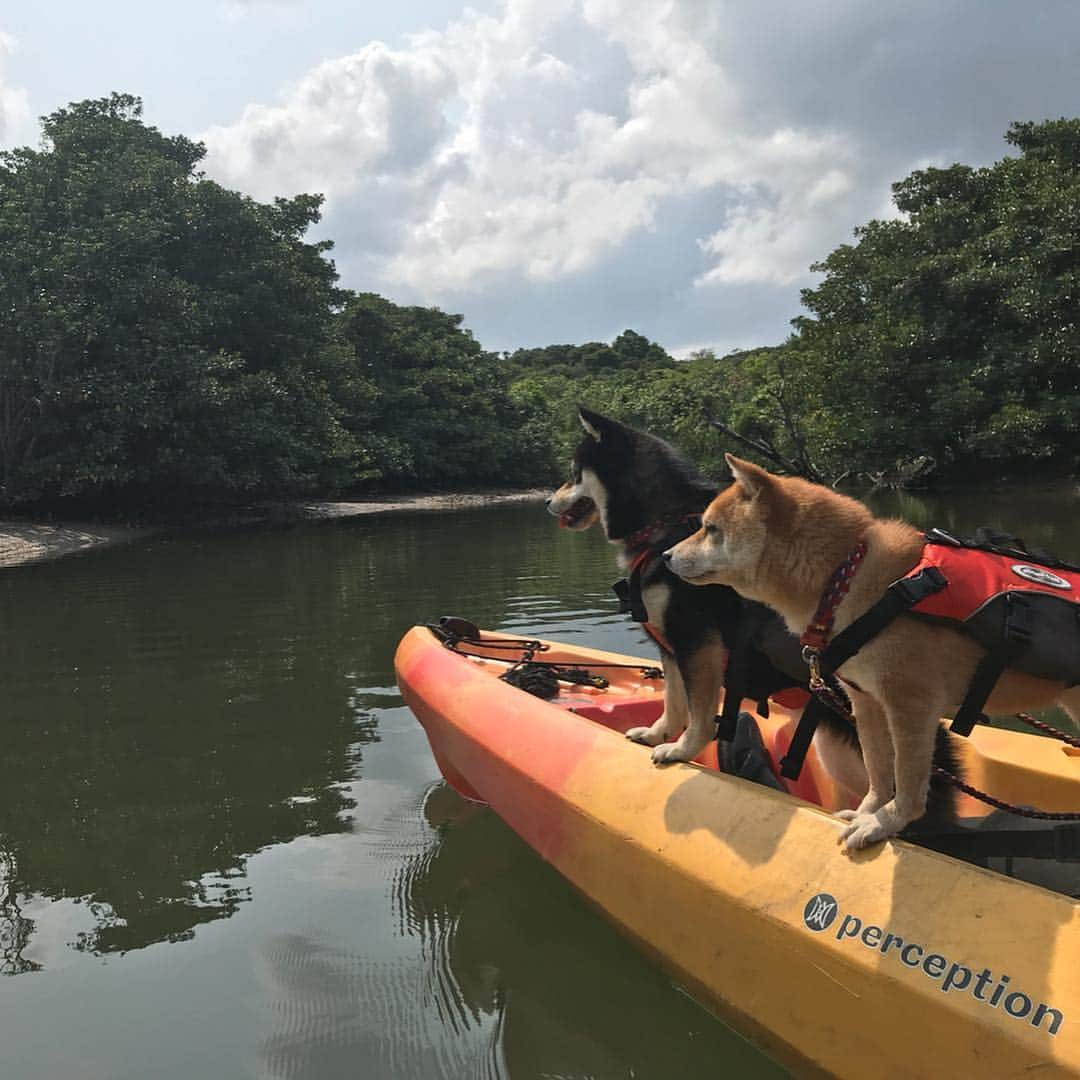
[803,893,838,932]
[801,893,1064,1036]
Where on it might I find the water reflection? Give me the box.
[0,504,620,968]
[1,490,1076,1078]
[0,851,38,975]
[393,783,786,1080]
[869,481,1080,558]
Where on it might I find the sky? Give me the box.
[2,1,1079,356]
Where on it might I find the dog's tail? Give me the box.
[923,725,965,822]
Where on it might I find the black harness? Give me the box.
[782,527,1080,780]
[612,514,796,744]
[612,516,702,638]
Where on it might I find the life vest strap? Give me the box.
[819,565,949,677]
[951,592,1034,734]
[717,606,772,741]
[778,695,834,780]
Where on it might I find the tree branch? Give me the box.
[708,418,820,481]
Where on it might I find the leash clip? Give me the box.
[802,645,825,690]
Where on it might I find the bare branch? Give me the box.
[709,418,816,479]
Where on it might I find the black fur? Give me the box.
[570,408,960,820]
[575,408,816,712]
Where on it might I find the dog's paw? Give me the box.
[834,809,859,822]
[650,740,694,765]
[838,812,892,851]
[626,725,667,747]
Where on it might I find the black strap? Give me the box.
[612,518,705,626]
[951,649,1007,735]
[611,559,651,622]
[819,565,949,677]
[951,593,1034,735]
[927,525,1080,575]
[717,605,778,742]
[612,576,633,616]
[778,695,839,780]
[904,822,1080,861]
[717,622,754,742]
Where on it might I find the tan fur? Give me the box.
[666,453,1080,850]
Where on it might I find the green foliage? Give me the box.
[505,329,675,379]
[784,117,1080,481]
[334,293,550,487]
[2,98,1078,508]
[0,93,353,504]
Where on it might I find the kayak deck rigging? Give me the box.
[426,619,1080,895]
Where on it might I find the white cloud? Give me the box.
[201,42,455,201]
[0,32,33,150]
[199,0,860,295]
[194,0,1080,351]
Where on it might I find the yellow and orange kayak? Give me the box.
[395,624,1080,1077]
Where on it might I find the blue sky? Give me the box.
[3,1,1079,356]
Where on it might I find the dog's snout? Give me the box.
[544,496,552,507]
[661,549,673,564]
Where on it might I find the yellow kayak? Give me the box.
[395,623,1080,1077]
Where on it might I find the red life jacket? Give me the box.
[817,528,1080,735]
[909,543,1080,619]
[905,536,1080,685]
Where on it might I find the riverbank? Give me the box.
[0,489,549,569]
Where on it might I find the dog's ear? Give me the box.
[578,406,608,442]
[725,453,771,498]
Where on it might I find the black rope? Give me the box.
[1015,711,1080,749]
[934,767,1080,821]
[436,636,662,679]
[500,663,561,699]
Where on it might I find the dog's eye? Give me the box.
[704,522,719,537]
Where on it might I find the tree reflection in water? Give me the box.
[0,850,39,975]
[393,783,785,1079]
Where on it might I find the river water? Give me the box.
[0,485,1077,1079]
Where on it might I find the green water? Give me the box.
[0,486,1078,1079]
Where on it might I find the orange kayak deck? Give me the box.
[396,625,1080,1077]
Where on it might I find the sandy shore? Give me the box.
[0,521,153,569]
[299,489,548,519]
[0,489,549,569]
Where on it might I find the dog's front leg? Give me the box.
[649,642,726,764]
[839,701,939,851]
[834,690,893,823]
[626,653,688,747]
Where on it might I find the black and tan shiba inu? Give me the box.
[546,409,874,799]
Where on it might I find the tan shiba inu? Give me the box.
[664,453,1080,850]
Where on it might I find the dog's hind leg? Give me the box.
[626,653,689,747]
[650,640,726,765]
[813,723,868,810]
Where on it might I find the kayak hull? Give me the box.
[396,626,1080,1077]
